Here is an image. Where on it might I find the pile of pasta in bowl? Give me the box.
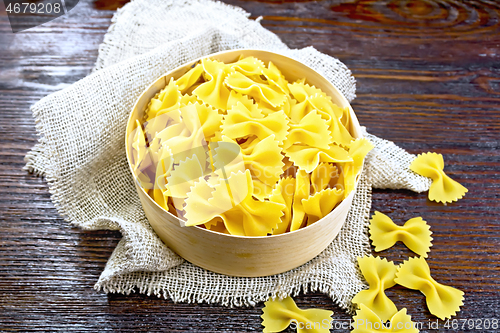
[129,55,373,237]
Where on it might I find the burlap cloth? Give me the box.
[24,0,432,312]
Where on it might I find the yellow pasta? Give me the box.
[240,135,284,186]
[410,152,468,204]
[269,177,295,235]
[167,154,207,200]
[252,178,275,200]
[193,58,232,110]
[311,163,339,193]
[225,71,286,107]
[209,137,244,176]
[184,170,285,236]
[229,56,266,77]
[395,257,464,320]
[153,145,174,210]
[303,187,344,225]
[144,109,182,146]
[351,256,398,322]
[291,170,310,231]
[283,109,331,150]
[285,143,352,173]
[130,120,154,190]
[258,94,295,117]
[352,304,419,333]
[221,102,289,144]
[339,138,374,197]
[261,296,333,333]
[175,63,204,93]
[158,102,221,164]
[288,81,329,102]
[226,90,258,114]
[133,55,370,236]
[262,61,289,94]
[369,211,433,258]
[146,78,182,120]
[290,93,353,148]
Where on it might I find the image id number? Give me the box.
[444,318,498,330]
[6,2,62,14]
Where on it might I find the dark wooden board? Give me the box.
[0,0,499,331]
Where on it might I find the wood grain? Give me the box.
[1,0,499,331]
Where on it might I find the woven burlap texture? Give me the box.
[24,0,431,312]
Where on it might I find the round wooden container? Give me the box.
[125,49,363,277]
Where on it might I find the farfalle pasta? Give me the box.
[410,152,468,204]
[351,256,399,322]
[395,257,464,320]
[130,55,372,236]
[352,304,419,333]
[261,296,333,333]
[369,211,433,258]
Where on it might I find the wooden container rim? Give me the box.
[125,48,362,240]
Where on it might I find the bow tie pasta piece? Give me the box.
[226,90,260,116]
[339,138,374,198]
[144,108,182,143]
[145,110,183,164]
[320,102,353,148]
[352,304,419,333]
[262,61,290,95]
[184,170,285,236]
[209,137,245,176]
[179,94,200,106]
[204,217,230,234]
[182,175,224,225]
[221,102,289,144]
[340,104,350,129]
[189,102,224,141]
[283,110,332,150]
[239,135,284,187]
[410,152,468,204]
[156,103,221,164]
[146,78,182,121]
[225,71,286,108]
[269,177,295,235]
[229,56,266,77]
[252,178,275,201]
[261,296,333,333]
[369,211,433,258]
[257,94,295,118]
[130,120,154,190]
[153,144,174,210]
[209,138,275,201]
[291,170,311,231]
[193,58,232,110]
[285,143,352,173]
[167,154,208,201]
[175,63,204,93]
[311,163,339,193]
[395,257,464,320]
[289,93,353,148]
[352,256,399,322]
[288,81,329,103]
[303,187,344,225]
